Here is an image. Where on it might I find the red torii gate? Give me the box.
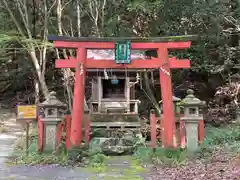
[49,36,192,148]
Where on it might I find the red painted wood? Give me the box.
[160,115,165,148]
[37,117,44,152]
[65,115,71,150]
[85,114,91,144]
[168,58,190,69]
[70,48,86,146]
[158,48,176,148]
[53,41,191,49]
[150,110,157,150]
[55,57,190,69]
[198,119,204,142]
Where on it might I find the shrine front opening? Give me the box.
[48,36,192,148]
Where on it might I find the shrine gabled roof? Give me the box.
[48,35,197,42]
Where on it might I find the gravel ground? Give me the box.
[146,151,240,180]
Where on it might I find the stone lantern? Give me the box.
[39,91,67,152]
[159,95,181,114]
[180,89,205,151]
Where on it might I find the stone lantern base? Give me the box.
[236,107,240,124]
[41,119,62,152]
[182,117,202,151]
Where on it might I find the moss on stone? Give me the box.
[91,114,139,122]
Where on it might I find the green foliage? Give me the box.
[87,150,109,168]
[196,125,240,158]
[134,147,187,167]
[133,136,147,150]
[12,151,68,166]
[10,129,69,166]
[205,125,240,145]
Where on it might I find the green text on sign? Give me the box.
[115,41,131,64]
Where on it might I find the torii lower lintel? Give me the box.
[55,57,190,69]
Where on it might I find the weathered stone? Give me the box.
[91,114,140,122]
[39,91,66,152]
[180,89,205,151]
[236,107,240,123]
[89,129,141,155]
[184,121,199,151]
[45,124,57,152]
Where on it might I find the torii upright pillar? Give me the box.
[158,47,176,147]
[70,48,86,146]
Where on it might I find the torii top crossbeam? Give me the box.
[49,35,196,69]
[48,35,197,42]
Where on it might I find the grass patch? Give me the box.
[131,124,240,167]
[194,124,240,159]
[8,123,70,166]
[134,147,188,167]
[205,124,240,146]
[203,124,240,153]
[7,151,68,166]
[82,149,110,173]
[13,123,37,151]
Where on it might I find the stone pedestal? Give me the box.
[236,107,240,123]
[184,118,202,151]
[40,120,61,152]
[44,122,59,152]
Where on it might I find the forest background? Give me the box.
[0,0,239,125]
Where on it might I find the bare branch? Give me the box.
[61,0,73,11]
[41,0,49,75]
[15,0,32,39]
[101,0,107,31]
[88,0,101,36]
[223,16,240,31]
[77,0,81,37]
[2,0,26,38]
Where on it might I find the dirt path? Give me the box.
[0,109,27,179]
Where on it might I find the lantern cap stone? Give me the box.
[159,95,181,104]
[39,91,67,108]
[180,89,205,106]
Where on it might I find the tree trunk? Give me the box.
[143,71,161,114]
[29,51,49,99]
[34,78,40,104]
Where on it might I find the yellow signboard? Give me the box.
[17,105,37,120]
